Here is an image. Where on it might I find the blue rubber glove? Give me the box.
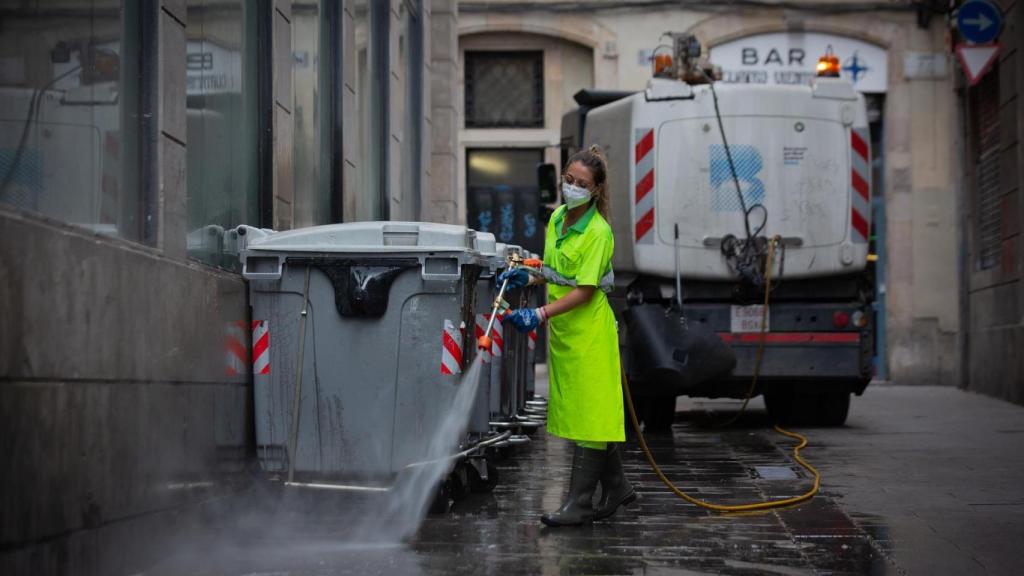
[496,267,530,290]
[502,307,546,333]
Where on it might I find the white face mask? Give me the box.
[562,182,592,209]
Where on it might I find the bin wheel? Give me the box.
[493,445,514,461]
[448,468,470,502]
[467,458,499,493]
[428,482,451,515]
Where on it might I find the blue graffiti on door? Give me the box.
[477,210,493,233]
[709,144,765,211]
[522,213,537,239]
[499,202,515,242]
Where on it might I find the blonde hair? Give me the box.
[566,144,611,221]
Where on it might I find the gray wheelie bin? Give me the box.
[490,244,541,434]
[521,251,547,418]
[240,222,484,485]
[485,243,508,429]
[523,251,542,402]
[467,232,497,438]
[506,245,528,422]
[524,250,538,400]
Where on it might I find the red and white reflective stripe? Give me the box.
[850,128,871,244]
[474,313,492,363]
[441,319,464,375]
[488,312,504,357]
[252,320,270,375]
[634,128,655,244]
[527,329,537,352]
[225,320,247,376]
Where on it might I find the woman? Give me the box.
[501,145,637,526]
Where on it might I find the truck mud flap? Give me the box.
[623,303,736,396]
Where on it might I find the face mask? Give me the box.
[562,182,592,209]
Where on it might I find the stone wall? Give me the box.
[428,0,463,224]
[965,0,1023,405]
[0,3,252,573]
[0,211,251,575]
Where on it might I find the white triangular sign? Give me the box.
[956,44,1001,86]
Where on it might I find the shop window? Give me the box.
[185,0,259,269]
[0,2,144,240]
[969,64,1002,271]
[465,51,544,128]
[352,0,389,221]
[292,0,342,228]
[397,0,423,221]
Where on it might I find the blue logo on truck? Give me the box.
[710,144,764,211]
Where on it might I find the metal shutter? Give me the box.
[971,64,1002,270]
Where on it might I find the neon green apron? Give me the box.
[544,204,625,443]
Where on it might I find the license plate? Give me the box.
[731,305,769,333]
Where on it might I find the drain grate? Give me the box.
[753,466,799,480]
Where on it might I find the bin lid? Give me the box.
[474,232,497,256]
[245,221,479,254]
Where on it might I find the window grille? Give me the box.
[465,51,544,128]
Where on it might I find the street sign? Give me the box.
[957,0,1003,44]
[956,43,1001,86]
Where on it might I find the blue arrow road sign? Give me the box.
[958,0,1003,44]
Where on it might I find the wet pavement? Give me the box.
[136,377,1024,576]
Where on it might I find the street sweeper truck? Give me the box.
[553,35,876,428]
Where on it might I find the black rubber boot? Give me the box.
[541,445,604,527]
[595,443,637,520]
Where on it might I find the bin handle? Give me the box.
[420,268,463,282]
[243,271,284,281]
[419,258,463,282]
[242,256,284,281]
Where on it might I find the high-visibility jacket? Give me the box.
[544,203,625,442]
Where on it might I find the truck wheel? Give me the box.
[764,385,793,424]
[764,385,814,426]
[816,390,850,426]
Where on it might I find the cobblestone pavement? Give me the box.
[142,380,1024,576]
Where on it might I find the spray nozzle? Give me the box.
[506,252,524,268]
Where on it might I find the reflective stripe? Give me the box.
[441,319,463,375]
[539,265,615,293]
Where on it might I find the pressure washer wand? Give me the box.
[478,275,510,351]
[477,255,542,350]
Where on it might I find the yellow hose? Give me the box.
[621,236,821,512]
